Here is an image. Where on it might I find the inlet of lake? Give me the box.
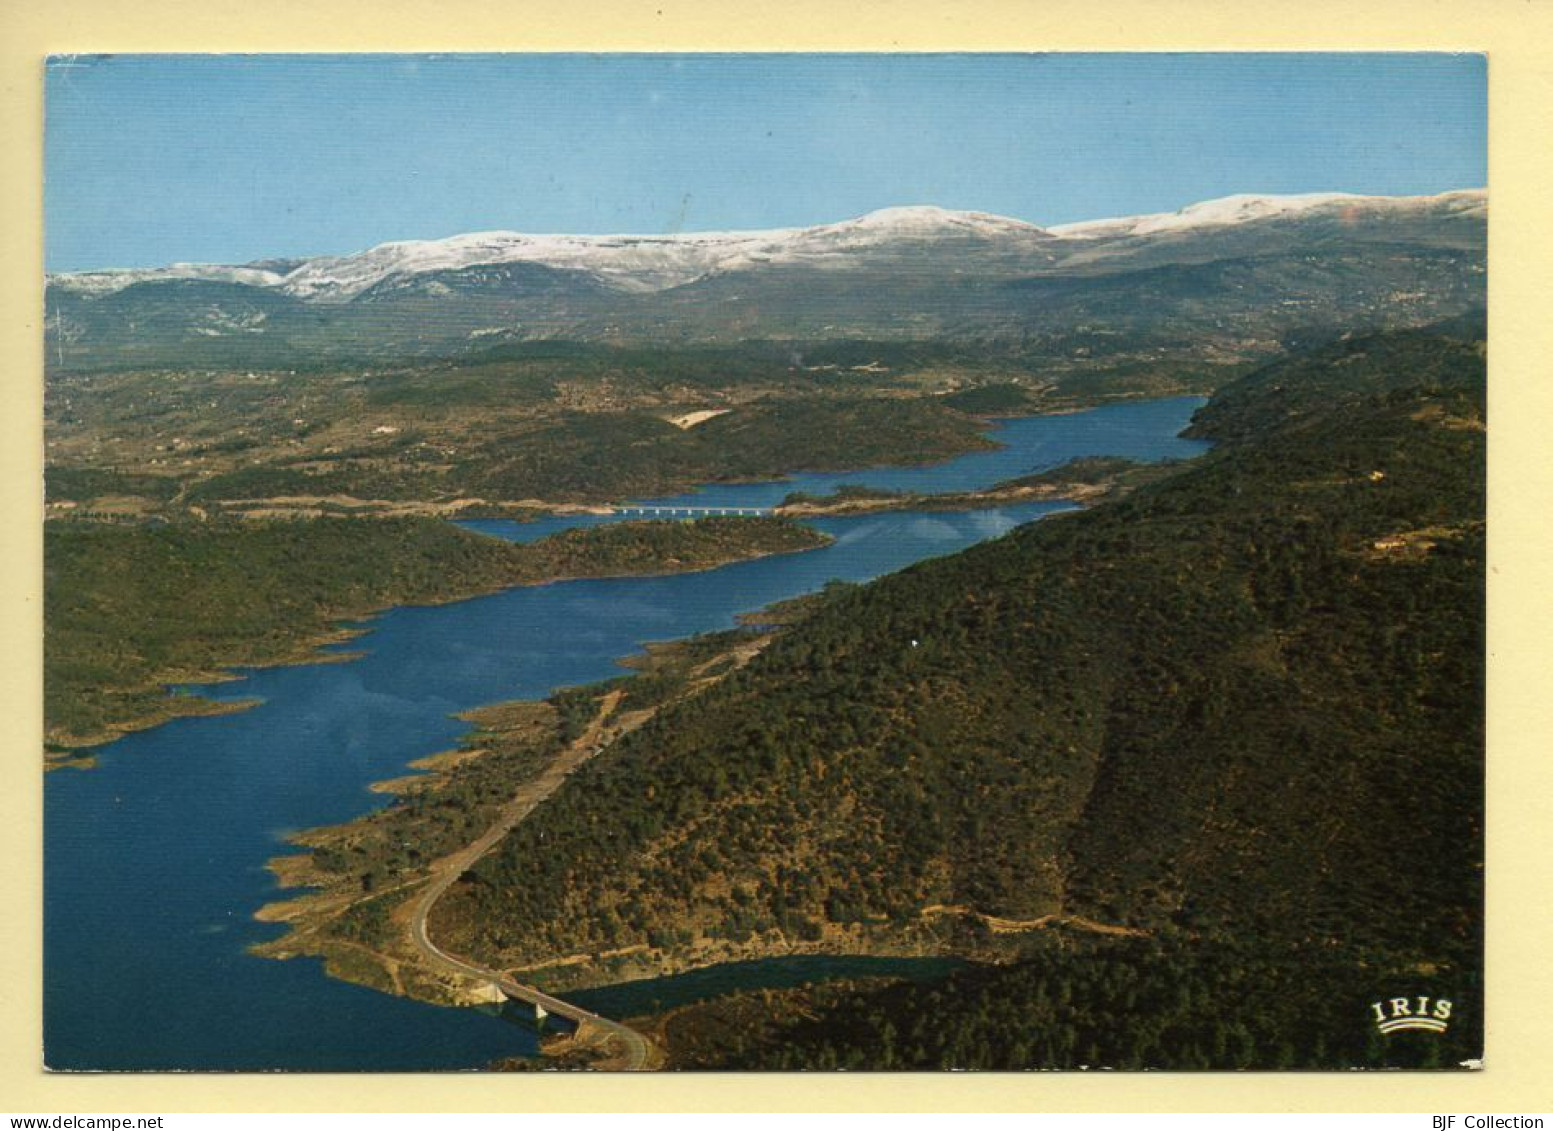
[44,396,1210,1071]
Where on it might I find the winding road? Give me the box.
[405,690,661,1071]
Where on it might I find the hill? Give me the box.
[428,325,1483,1069]
[669,933,1480,1070]
[45,515,828,755]
[46,192,1484,372]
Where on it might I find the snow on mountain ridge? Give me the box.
[50,190,1482,299]
[1049,188,1486,239]
[280,206,1056,300]
[827,204,1048,233]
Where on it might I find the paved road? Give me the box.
[406,692,660,1071]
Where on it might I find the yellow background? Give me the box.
[3,0,1549,1113]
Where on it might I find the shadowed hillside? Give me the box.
[430,326,1483,1071]
[45,516,828,751]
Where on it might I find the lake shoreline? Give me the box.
[46,395,1212,1071]
[242,483,1170,1051]
[46,518,833,761]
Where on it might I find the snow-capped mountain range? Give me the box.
[50,190,1485,303]
[1044,190,1484,238]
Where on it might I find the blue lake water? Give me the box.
[44,396,1208,1071]
[625,396,1212,511]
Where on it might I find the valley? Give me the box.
[43,190,1486,1072]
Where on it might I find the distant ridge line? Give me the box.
[48,188,1486,293]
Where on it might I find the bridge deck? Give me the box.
[615,505,774,517]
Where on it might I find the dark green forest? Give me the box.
[169,395,997,506]
[431,325,1483,1068]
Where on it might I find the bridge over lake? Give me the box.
[614,504,774,518]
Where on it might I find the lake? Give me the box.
[43,396,1208,1071]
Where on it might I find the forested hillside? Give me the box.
[45,515,827,751]
[676,935,1480,1070]
[434,326,1484,1049]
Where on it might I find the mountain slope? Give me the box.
[45,191,1485,371]
[429,325,1483,992]
[680,933,1480,1070]
[1048,187,1484,242]
[52,191,1481,299]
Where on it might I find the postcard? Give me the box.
[39,51,1487,1078]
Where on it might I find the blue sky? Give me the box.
[44,53,1486,272]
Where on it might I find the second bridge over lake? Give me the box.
[614,504,775,517]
